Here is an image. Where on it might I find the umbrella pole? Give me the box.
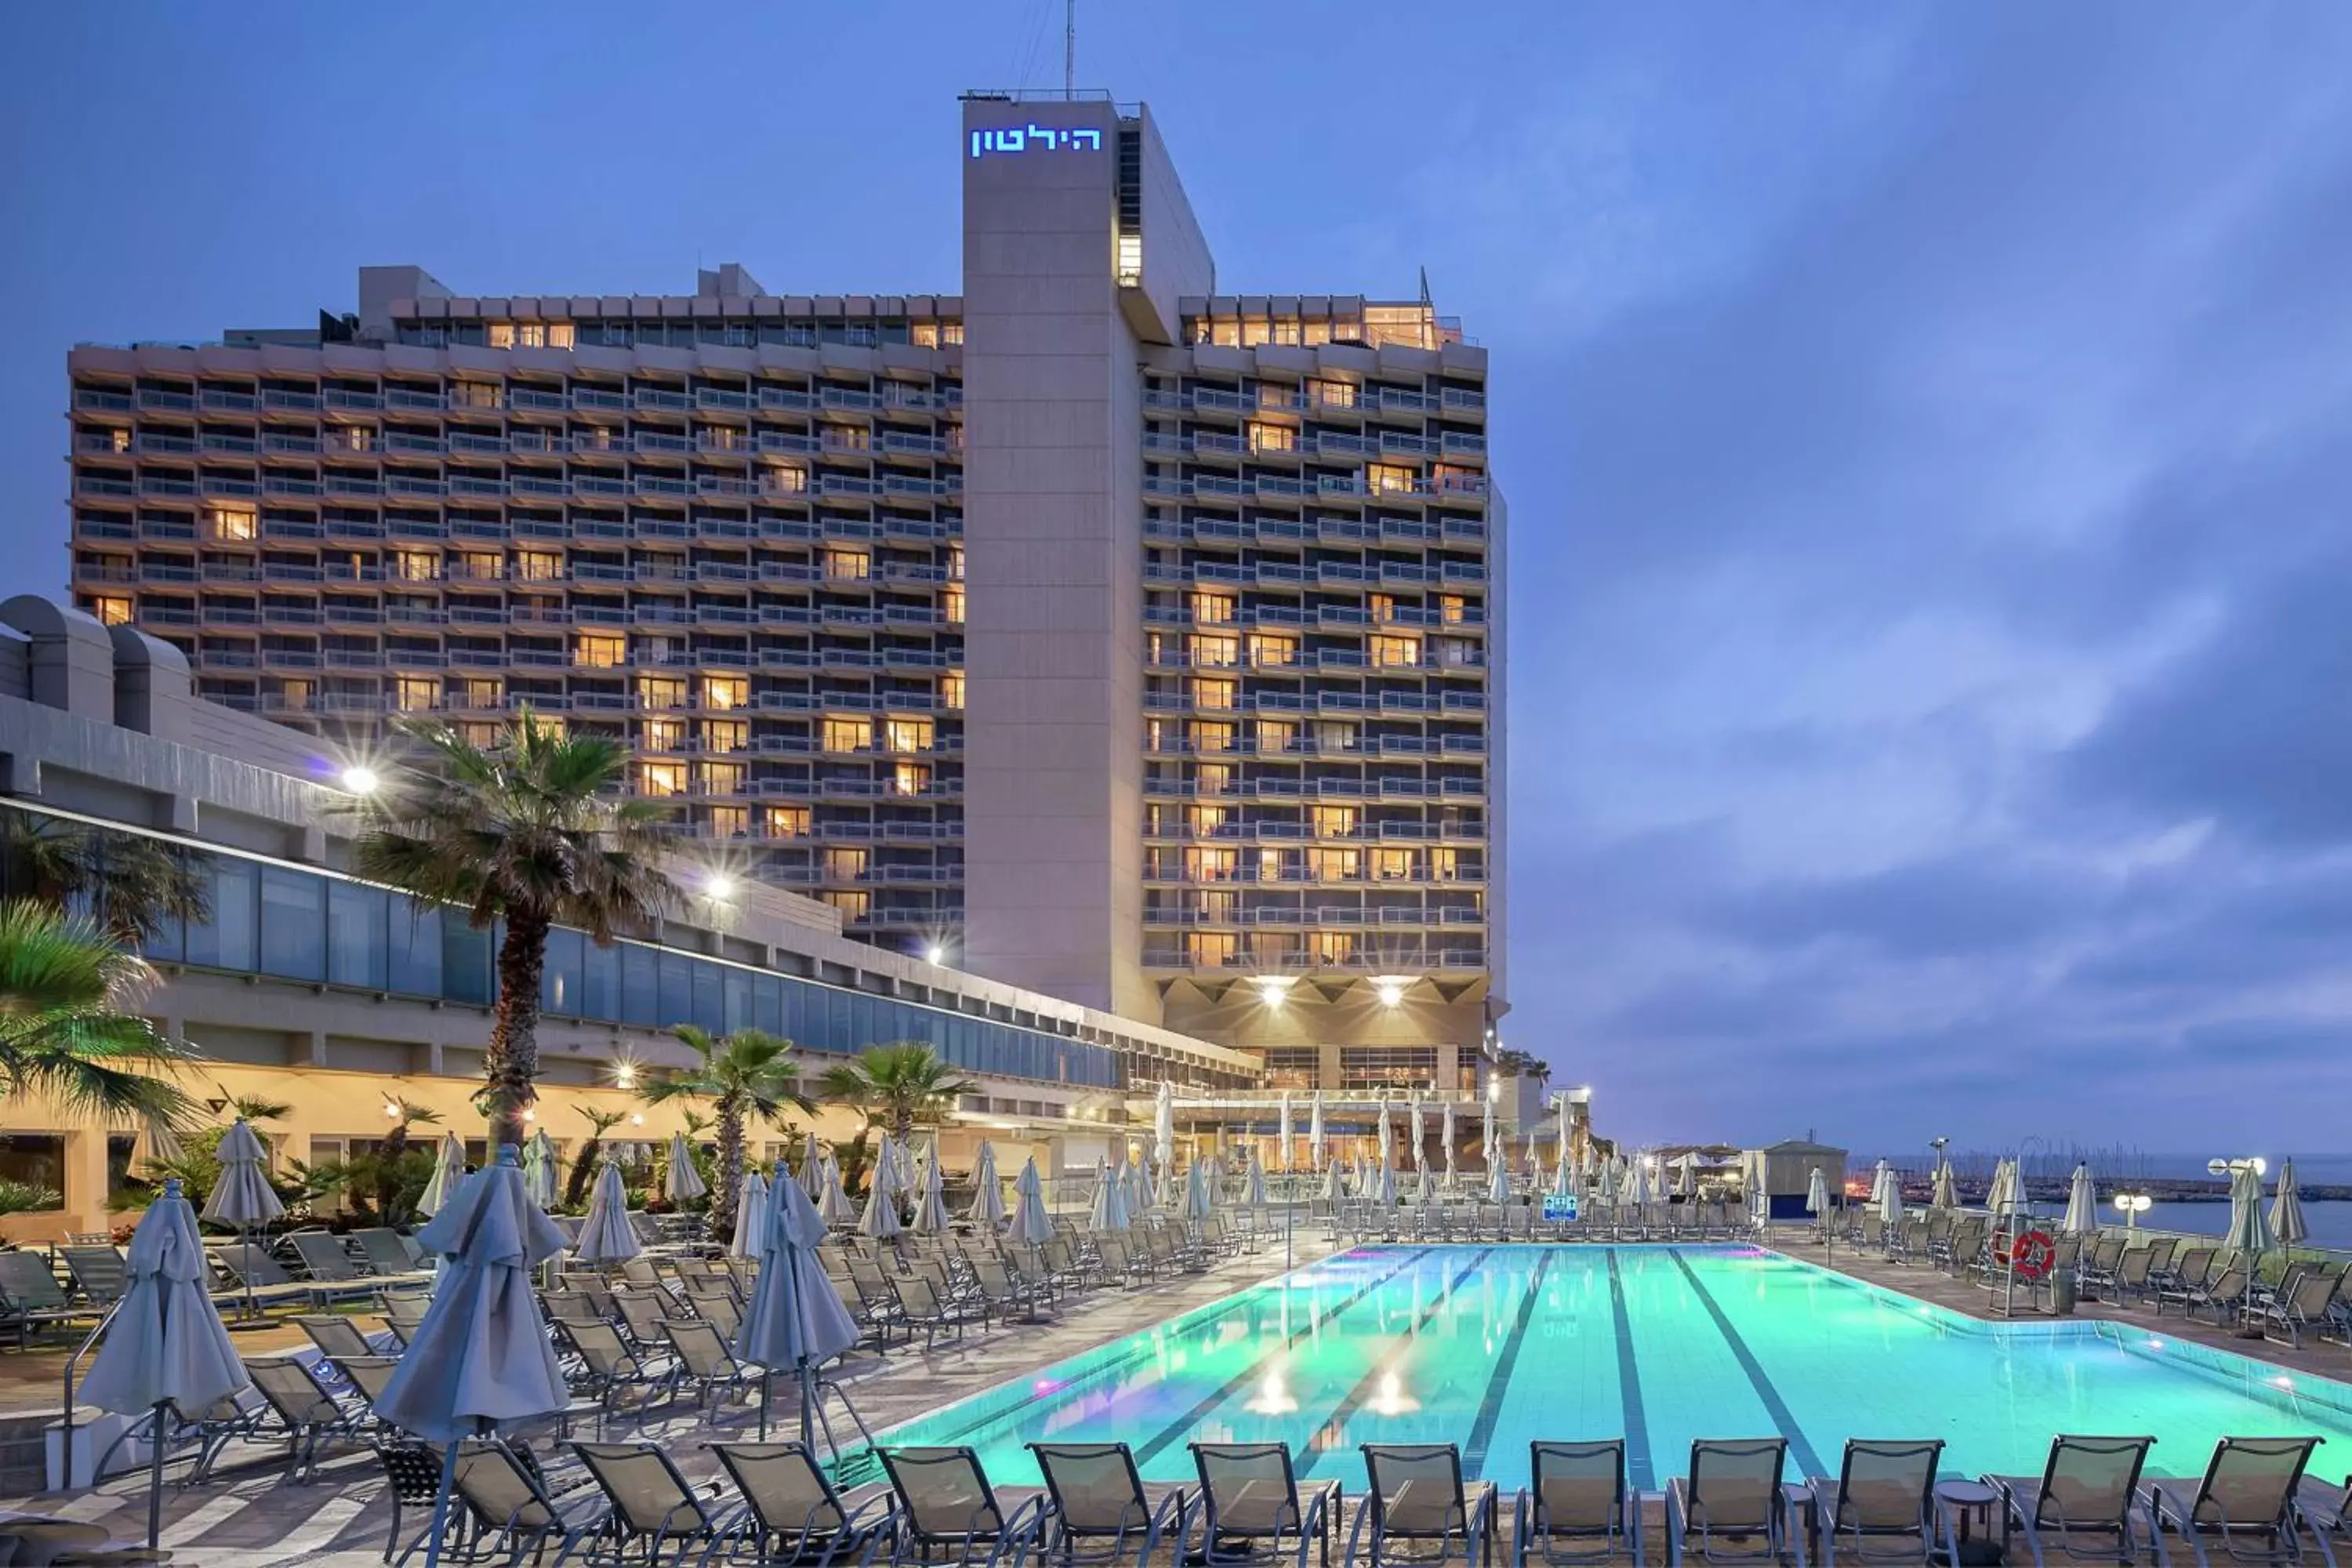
[419,1419,477,1568]
[798,1361,815,1450]
[147,1399,167,1552]
[242,1222,256,1325]
[757,1370,771,1443]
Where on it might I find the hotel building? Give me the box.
[60,91,1506,1105]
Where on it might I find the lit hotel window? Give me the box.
[1192,678,1237,711]
[1191,591,1236,625]
[1189,633,1240,668]
[89,596,132,626]
[884,717,933,753]
[707,804,749,838]
[203,505,257,543]
[1190,720,1235,753]
[640,717,685,751]
[939,670,964,708]
[391,550,439,583]
[823,716,872,753]
[637,676,687,710]
[822,547,869,582]
[1367,463,1416,495]
[1370,634,1421,668]
[638,761,688,797]
[703,675,749,710]
[942,584,964,623]
[575,633,626,668]
[892,761,930,796]
[703,718,748,753]
[824,890,870,921]
[697,760,746,796]
[764,806,811,839]
[1189,931,1239,967]
[394,677,438,713]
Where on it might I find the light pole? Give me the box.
[2112,1192,2151,1230]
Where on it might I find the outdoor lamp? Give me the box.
[2113,1192,2151,1229]
[339,764,380,795]
[702,870,738,901]
[925,943,946,964]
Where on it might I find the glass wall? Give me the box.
[140,849,1120,1090]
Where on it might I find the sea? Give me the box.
[1864,1152,2352,1251]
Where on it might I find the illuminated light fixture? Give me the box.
[383,1101,402,1119]
[629,1112,645,1127]
[612,1061,638,1090]
[2112,1192,2151,1229]
[925,943,946,965]
[521,1107,536,1123]
[1372,975,1411,1008]
[1255,976,1296,1008]
[703,871,739,901]
[339,764,381,795]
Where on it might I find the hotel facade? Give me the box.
[60,92,1506,1108]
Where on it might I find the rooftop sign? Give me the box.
[970,124,1103,159]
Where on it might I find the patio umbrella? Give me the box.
[201,1119,284,1324]
[417,1131,466,1218]
[2271,1160,2307,1249]
[520,1131,560,1211]
[572,1162,642,1264]
[1675,1160,1696,1201]
[131,1120,183,1179]
[1181,1160,1214,1221]
[1551,1152,1573,1200]
[967,1141,1008,1228]
[376,1146,569,1568]
[1408,1096,1426,1170]
[1321,1160,1344,1203]
[1524,1142,1541,1184]
[1245,1149,1269,1213]
[2223,1161,2273,1254]
[1155,1081,1175,1169]
[2061,1163,2097,1236]
[1869,1160,1891,1210]
[1278,1094,1294,1172]
[730,1168,771,1258]
[1879,1164,1907,1225]
[1489,1152,1512,1205]
[1556,1109,1571,1185]
[1625,1159,1650,1209]
[1930,1160,1957,1210]
[1377,1101,1393,1169]
[1373,1142,1397,1207]
[739,1171,860,1445]
[1087,1156,1129,1232]
[1009,1157,1054,1244]
[1806,1167,1831,1220]
[1442,1102,1457,1178]
[799,1132,824,1197]
[664,1131,707,1204]
[817,1153,857,1225]
[1986,1158,2019,1218]
[909,1145,951,1235]
[859,1136,904,1241]
[1308,1091,1326,1170]
[1480,1098,1495,1167]
[81,1178,249,1552]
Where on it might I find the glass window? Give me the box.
[621,942,659,1026]
[259,865,325,982]
[442,917,492,1004]
[581,938,619,1020]
[691,960,723,1030]
[755,975,783,1036]
[389,902,442,995]
[186,855,258,971]
[658,950,693,1029]
[723,968,753,1033]
[328,880,389,989]
[542,927,584,1014]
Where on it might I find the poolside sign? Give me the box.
[1541,1193,1580,1223]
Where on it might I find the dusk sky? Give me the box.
[5,5,2347,1152]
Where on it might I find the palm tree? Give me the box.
[0,900,194,1136]
[348,713,674,1149]
[639,1026,811,1234]
[818,1041,976,1144]
[564,1106,628,1210]
[376,1099,441,1217]
[0,807,211,946]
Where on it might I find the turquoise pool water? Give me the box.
[871,1246,2352,1490]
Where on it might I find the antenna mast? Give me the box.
[1065,0,1076,99]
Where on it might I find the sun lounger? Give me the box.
[1029,1440,1189,1568]
[1666,1438,1795,1566]
[350,1226,425,1277]
[660,1317,763,1415]
[1805,1438,1949,1566]
[1352,1443,1499,1568]
[0,1250,100,1344]
[211,1241,365,1309]
[58,1244,129,1308]
[430,1438,608,1566]
[1516,1438,1638,1568]
[2255,1269,2345,1348]
[295,1312,380,1362]
[2146,1436,2323,1568]
[1984,1433,2158,1568]
[571,1440,724,1563]
[706,1439,897,1566]
[1190,1440,1340,1568]
[245,1355,374,1483]
[559,1319,680,1424]
[2294,1473,2351,1560]
[877,1444,1047,1568]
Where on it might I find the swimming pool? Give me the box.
[867,1246,2352,1490]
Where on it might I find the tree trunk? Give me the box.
[713,1094,746,1238]
[892,1102,914,1144]
[375,1122,410,1221]
[487,909,551,1152]
[564,1139,601,1210]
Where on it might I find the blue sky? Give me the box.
[5,3,2349,1151]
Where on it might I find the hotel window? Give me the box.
[1373,848,1417,881]
[942,583,964,622]
[274,679,315,711]
[1370,593,1400,624]
[203,505,258,543]
[456,721,499,746]
[1192,677,1237,711]
[1242,319,1272,348]
[1259,847,1290,881]
[454,550,501,580]
[698,760,746,796]
[547,321,575,349]
[884,716,934,752]
[641,716,686,751]
[1430,847,1461,881]
[1311,379,1357,411]
[1146,718,1169,753]
[1367,463,1416,495]
[825,847,867,881]
[89,596,132,626]
[940,670,965,708]
[1198,888,1239,921]
[1188,931,1240,967]
[1247,421,1296,454]
[1316,720,1358,752]
[1432,636,1477,667]
[515,550,563,583]
[1189,804,1226,836]
[763,805,811,838]
[703,718,748,753]
[574,633,626,668]
[763,463,808,495]
[1307,931,1356,965]
[892,760,931,796]
[948,545,964,580]
[638,760,688,797]
[1308,848,1360,880]
[394,677,438,713]
[1432,463,1478,492]
[703,675,749,710]
[1196,762,1233,794]
[1190,720,1235,753]
[460,677,502,710]
[824,889,871,921]
[1370,634,1421,668]
[1189,846,1243,882]
[941,322,964,346]
[1189,633,1240,668]
[822,716,872,753]
[1438,593,1468,626]
[1191,591,1236,625]
[1248,633,1297,668]
[488,322,515,349]
[332,426,376,454]
[706,804,749,838]
[390,550,439,583]
[637,676,688,710]
[912,322,941,348]
[822,423,869,452]
[1313,805,1357,838]
[1257,718,1297,753]
[822,547,869,582]
[451,382,500,410]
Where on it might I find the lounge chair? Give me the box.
[375,1439,449,1564]
[335,1353,402,1410]
[246,1355,374,1483]
[2293,1473,2350,1562]
[2256,1271,2346,1349]
[706,1439,897,1566]
[1984,1434,2158,1568]
[0,1250,100,1344]
[420,1438,608,1566]
[1666,1438,1795,1566]
[1190,1440,1340,1568]
[612,1283,686,1348]
[1515,1439,1638,1568]
[1805,1439,1950,1566]
[661,1317,764,1415]
[2171,1267,2252,1327]
[559,1318,680,1424]
[1351,1443,1498,1568]
[568,1440,724,1563]
[297,1312,382,1362]
[212,1241,366,1309]
[59,1244,130,1308]
[877,1445,1047,1568]
[890,1273,983,1352]
[2147,1436,2324,1568]
[351,1227,422,1276]
[685,1281,745,1339]
[1029,1440,1189,1568]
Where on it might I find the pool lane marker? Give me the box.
[1133,1247,1435,1467]
[1666,1250,1825,1479]
[1295,1248,1496,1478]
[1604,1250,1657,1489]
[1461,1250,1554,1479]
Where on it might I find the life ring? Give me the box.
[2000,1229,2056,1280]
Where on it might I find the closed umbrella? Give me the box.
[1009,1157,1054,1245]
[1806,1167,1831,1220]
[1089,1157,1130,1232]
[1489,1151,1512,1205]
[664,1131,707,1204]
[572,1162,642,1264]
[1879,1165,1906,1226]
[82,1179,249,1552]
[202,1119,284,1325]
[909,1145,951,1235]
[739,1171,860,1444]
[1986,1158,2019,1218]
[1869,1160,1890,1210]
[1154,1081,1175,1170]
[1378,1101,1393,1170]
[800,1132,826,1197]
[859,1136,904,1241]
[1409,1096,1426,1170]
[1930,1160,1957,1211]
[1415,1163,1437,1203]
[730,1169,771,1258]
[1373,1143,1396,1207]
[376,1146,569,1568]
[1442,1102,1457,1181]
[1675,1160,1696,1201]
[1181,1160,1214,1221]
[2061,1164,2096,1236]
[520,1131,560,1211]
[2271,1160,2307,1250]
[1122,1147,1152,1218]
[1245,1148,1269,1214]
[1308,1092,1326,1170]
[817,1153,857,1226]
[1551,1149,1574,1200]
[1480,1098,1495,1167]
[1321,1160,1344,1203]
[967,1141,1007,1228]
[2223,1161,2273,1255]
[417,1131,466,1218]
[1556,1109,1571,1186]
[131,1120,183,1180]
[1278,1094,1294,1172]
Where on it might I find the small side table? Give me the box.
[1935,1479,2001,1546]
